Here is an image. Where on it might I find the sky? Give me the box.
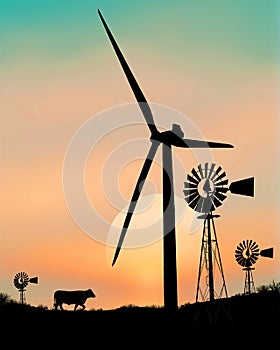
[0,0,279,310]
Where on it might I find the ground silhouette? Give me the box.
[1,289,279,347]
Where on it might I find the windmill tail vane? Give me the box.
[260,247,274,258]
[229,177,254,197]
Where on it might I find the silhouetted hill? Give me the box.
[1,291,279,347]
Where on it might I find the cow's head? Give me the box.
[87,289,96,298]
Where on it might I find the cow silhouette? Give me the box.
[53,289,96,310]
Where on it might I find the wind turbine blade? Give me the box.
[98,9,158,136]
[112,140,160,266]
[182,139,234,148]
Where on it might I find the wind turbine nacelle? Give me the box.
[260,247,274,259]
[29,277,39,284]
[229,177,254,197]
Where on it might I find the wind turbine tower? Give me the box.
[98,9,234,320]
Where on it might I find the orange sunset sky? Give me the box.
[0,0,279,310]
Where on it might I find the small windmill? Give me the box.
[235,240,273,294]
[184,162,254,303]
[13,272,38,304]
[98,9,233,319]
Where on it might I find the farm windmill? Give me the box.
[235,240,273,294]
[13,272,38,304]
[98,9,233,318]
[184,162,254,302]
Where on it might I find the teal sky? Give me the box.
[1,0,279,67]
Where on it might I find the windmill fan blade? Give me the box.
[235,246,243,254]
[250,255,259,264]
[183,188,197,197]
[184,181,197,189]
[215,187,228,193]
[185,191,200,204]
[98,9,158,136]
[214,191,227,202]
[204,162,208,177]
[191,168,201,182]
[251,241,258,250]
[229,177,254,197]
[187,173,199,184]
[260,247,274,258]
[112,141,160,266]
[215,171,226,182]
[188,195,200,210]
[251,246,260,255]
[197,164,204,178]
[212,196,223,209]
[211,166,222,180]
[208,163,216,178]
[215,179,229,187]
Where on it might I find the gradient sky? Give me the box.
[0,0,279,310]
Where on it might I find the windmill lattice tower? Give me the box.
[184,162,254,303]
[13,272,38,304]
[235,240,273,295]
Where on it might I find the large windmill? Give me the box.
[184,162,254,303]
[98,9,233,319]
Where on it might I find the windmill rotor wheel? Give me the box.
[235,240,260,267]
[183,163,229,213]
[14,272,29,290]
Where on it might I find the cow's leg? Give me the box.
[60,304,64,310]
[81,304,85,310]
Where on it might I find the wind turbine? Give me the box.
[98,9,234,319]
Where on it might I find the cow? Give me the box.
[53,288,96,311]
